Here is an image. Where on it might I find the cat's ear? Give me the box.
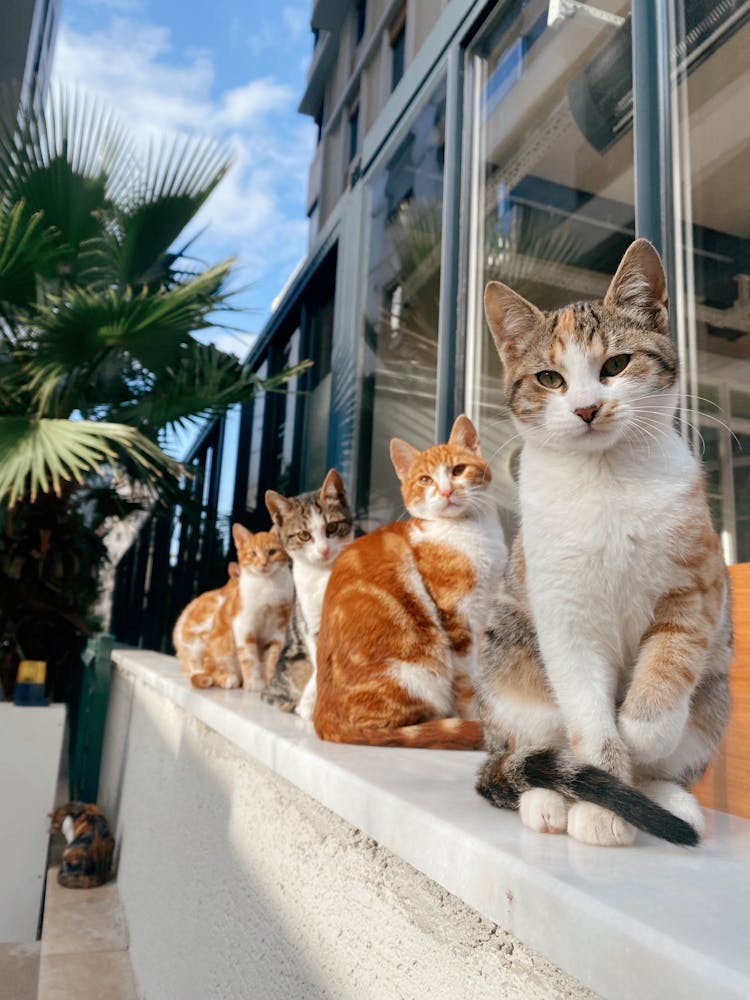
[604,239,669,333]
[390,438,420,482]
[448,415,481,455]
[320,468,345,501]
[484,281,543,361]
[228,562,240,581]
[265,490,292,526]
[232,523,252,549]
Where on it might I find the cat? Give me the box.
[49,802,115,889]
[172,562,238,683]
[475,238,732,846]
[313,415,508,748]
[173,524,293,690]
[263,469,354,717]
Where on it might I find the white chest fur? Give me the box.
[291,560,331,636]
[236,569,294,637]
[520,432,700,669]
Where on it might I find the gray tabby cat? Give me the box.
[263,470,354,716]
[476,239,731,847]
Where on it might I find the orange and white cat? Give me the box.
[173,525,293,690]
[313,416,507,748]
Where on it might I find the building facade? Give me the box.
[113,0,750,649]
[0,0,60,110]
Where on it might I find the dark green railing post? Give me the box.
[68,632,114,802]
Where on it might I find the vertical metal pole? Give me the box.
[631,0,675,305]
[436,47,463,442]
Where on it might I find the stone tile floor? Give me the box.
[37,867,138,1000]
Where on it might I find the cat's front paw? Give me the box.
[261,687,298,713]
[619,700,689,764]
[519,789,569,834]
[567,802,635,847]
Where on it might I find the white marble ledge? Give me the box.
[112,649,750,1000]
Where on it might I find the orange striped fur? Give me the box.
[173,526,293,690]
[313,416,507,749]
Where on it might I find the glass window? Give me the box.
[390,8,406,92]
[356,0,366,45]
[670,5,750,568]
[357,76,446,529]
[349,104,359,164]
[245,361,267,512]
[464,0,633,539]
[300,295,334,491]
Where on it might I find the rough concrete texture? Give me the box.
[106,676,597,1000]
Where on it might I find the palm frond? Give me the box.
[0,197,60,314]
[0,416,182,505]
[23,259,237,415]
[110,341,312,433]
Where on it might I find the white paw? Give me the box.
[567,802,635,847]
[216,674,241,690]
[519,789,569,834]
[619,701,689,765]
[295,694,314,720]
[640,781,705,837]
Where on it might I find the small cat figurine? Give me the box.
[49,802,114,889]
[173,525,293,690]
[263,470,354,717]
[313,416,508,748]
[476,239,731,846]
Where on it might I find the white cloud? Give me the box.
[52,15,316,335]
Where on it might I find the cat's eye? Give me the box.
[452,464,466,476]
[268,548,278,556]
[536,370,565,389]
[297,531,311,542]
[419,475,432,484]
[600,354,631,378]
[325,521,340,537]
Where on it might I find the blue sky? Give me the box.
[53,0,316,359]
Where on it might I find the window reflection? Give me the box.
[357,77,446,528]
[466,1,633,538]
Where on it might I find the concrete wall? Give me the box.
[100,668,593,1000]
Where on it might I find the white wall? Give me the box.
[100,670,592,1000]
[0,704,65,944]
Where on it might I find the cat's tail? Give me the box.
[476,747,699,846]
[317,718,484,750]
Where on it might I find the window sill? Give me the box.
[112,649,750,1000]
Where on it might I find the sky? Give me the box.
[52,0,317,360]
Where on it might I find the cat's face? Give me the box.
[484,240,678,454]
[231,525,288,577]
[265,470,354,567]
[390,415,492,520]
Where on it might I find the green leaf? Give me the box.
[0,416,182,505]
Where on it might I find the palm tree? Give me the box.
[0,90,302,699]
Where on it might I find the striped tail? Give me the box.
[316,718,484,750]
[476,747,699,846]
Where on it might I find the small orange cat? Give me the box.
[313,416,507,748]
[173,525,293,690]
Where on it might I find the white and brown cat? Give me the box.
[313,416,507,748]
[476,239,731,846]
[264,469,354,718]
[173,524,293,691]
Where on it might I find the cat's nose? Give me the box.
[319,546,330,559]
[574,404,600,424]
